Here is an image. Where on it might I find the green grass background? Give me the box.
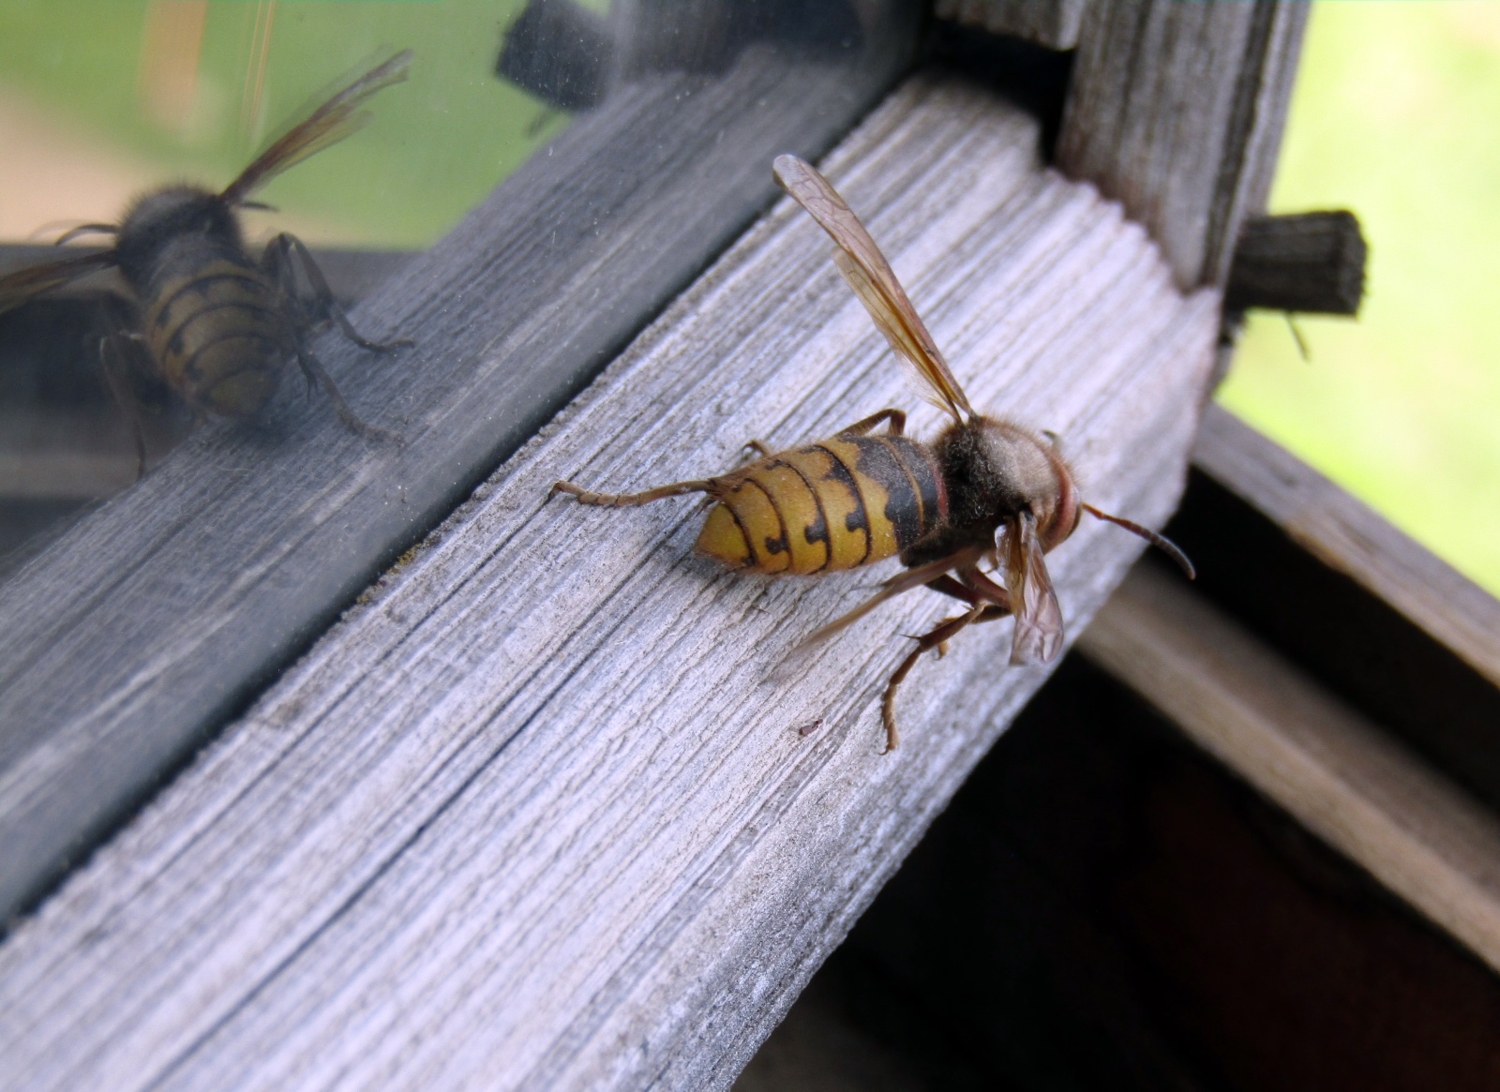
[0,0,559,246]
[1219,1,1500,595]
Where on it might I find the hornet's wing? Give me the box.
[773,154,973,424]
[220,50,413,207]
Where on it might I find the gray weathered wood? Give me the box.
[1224,211,1367,315]
[0,39,911,922]
[934,0,1088,49]
[1056,0,1308,289]
[1194,405,1500,693]
[1080,562,1500,976]
[0,77,1217,1091]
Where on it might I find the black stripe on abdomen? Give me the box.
[850,436,925,550]
[887,435,945,536]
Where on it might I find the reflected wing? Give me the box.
[773,154,973,423]
[220,50,413,206]
[0,251,116,315]
[1002,511,1065,665]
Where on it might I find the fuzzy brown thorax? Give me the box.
[934,417,1078,548]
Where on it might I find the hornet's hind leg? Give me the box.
[556,408,909,506]
[552,478,716,507]
[836,408,905,437]
[742,405,903,460]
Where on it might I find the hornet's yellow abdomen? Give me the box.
[695,435,946,575]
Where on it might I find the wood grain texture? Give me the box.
[934,0,1087,49]
[1194,405,1500,693]
[0,77,1217,1092]
[1057,0,1308,289]
[0,40,910,922]
[1224,211,1367,315]
[1080,562,1500,977]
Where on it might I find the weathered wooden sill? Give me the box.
[0,75,1216,1090]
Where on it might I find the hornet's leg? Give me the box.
[835,408,906,438]
[552,479,715,507]
[747,409,902,463]
[92,296,150,481]
[956,566,1012,611]
[882,602,1009,753]
[262,240,318,405]
[98,334,148,482]
[295,347,399,443]
[786,548,987,657]
[269,233,412,352]
[267,241,399,442]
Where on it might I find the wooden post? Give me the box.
[1056,0,1309,289]
[1225,211,1367,314]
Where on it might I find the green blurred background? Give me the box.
[1220,1,1500,596]
[0,0,555,247]
[1,1,1496,595]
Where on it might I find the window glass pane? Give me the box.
[0,0,559,248]
[0,0,914,576]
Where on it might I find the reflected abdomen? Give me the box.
[695,435,946,575]
[143,256,284,418]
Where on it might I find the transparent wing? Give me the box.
[773,154,973,423]
[1002,511,1065,665]
[0,251,116,316]
[220,50,413,207]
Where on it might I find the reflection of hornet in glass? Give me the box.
[0,51,414,475]
[555,155,1194,752]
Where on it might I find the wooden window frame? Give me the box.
[18,6,1480,1091]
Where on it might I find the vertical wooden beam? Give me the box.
[1056,0,1308,289]
[935,0,1088,49]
